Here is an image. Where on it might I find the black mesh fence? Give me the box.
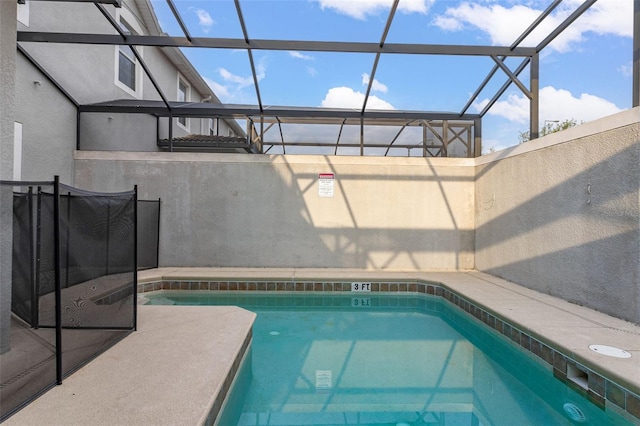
[137,198,160,270]
[0,178,138,422]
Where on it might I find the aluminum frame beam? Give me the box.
[95,4,172,111]
[27,0,121,4]
[536,0,598,53]
[166,0,192,42]
[234,0,263,112]
[459,0,562,116]
[16,32,538,57]
[362,0,398,114]
[18,0,602,155]
[79,100,480,121]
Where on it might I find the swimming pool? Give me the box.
[146,292,633,425]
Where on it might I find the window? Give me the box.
[177,77,189,129]
[118,19,137,91]
[114,10,143,98]
[17,1,29,27]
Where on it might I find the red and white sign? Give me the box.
[318,173,335,197]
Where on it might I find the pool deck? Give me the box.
[5,268,640,425]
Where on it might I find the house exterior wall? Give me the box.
[80,113,158,152]
[17,1,241,153]
[0,0,18,354]
[15,53,76,182]
[475,108,640,324]
[73,153,476,271]
[18,3,118,104]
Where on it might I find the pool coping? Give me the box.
[5,268,639,425]
[138,267,640,423]
[3,304,256,426]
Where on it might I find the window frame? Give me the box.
[209,118,217,136]
[17,0,30,27]
[177,75,190,131]
[114,10,143,98]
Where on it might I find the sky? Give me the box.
[149,0,633,155]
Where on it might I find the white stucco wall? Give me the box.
[475,108,640,323]
[73,153,476,270]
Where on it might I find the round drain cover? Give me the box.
[563,403,586,423]
[588,344,631,358]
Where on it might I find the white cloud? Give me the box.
[618,62,633,78]
[361,73,388,93]
[307,66,318,77]
[189,8,214,33]
[316,0,432,20]
[433,3,541,45]
[204,77,230,101]
[206,56,267,104]
[579,0,633,38]
[433,0,632,53]
[289,51,314,61]
[320,86,394,110]
[219,68,253,88]
[475,86,622,124]
[218,62,265,89]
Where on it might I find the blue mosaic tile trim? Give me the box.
[204,329,252,426]
[139,279,640,423]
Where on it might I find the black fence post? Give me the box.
[105,199,110,276]
[53,176,62,385]
[133,186,138,331]
[27,187,36,327]
[65,192,71,289]
[34,187,42,328]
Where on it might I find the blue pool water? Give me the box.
[147,292,633,425]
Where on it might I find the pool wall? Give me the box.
[475,108,640,325]
[139,277,640,423]
[74,108,639,324]
[75,151,476,271]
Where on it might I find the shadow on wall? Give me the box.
[475,139,639,323]
[74,154,475,271]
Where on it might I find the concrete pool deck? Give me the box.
[5,268,640,424]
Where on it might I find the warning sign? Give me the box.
[318,173,335,198]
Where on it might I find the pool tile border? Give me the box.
[139,279,640,424]
[204,329,252,426]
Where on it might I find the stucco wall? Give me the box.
[19,1,230,152]
[0,0,17,354]
[71,109,640,322]
[74,153,476,270]
[18,3,117,104]
[15,54,77,183]
[475,109,640,323]
[80,113,158,152]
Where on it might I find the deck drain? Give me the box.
[588,344,631,358]
[563,403,586,423]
